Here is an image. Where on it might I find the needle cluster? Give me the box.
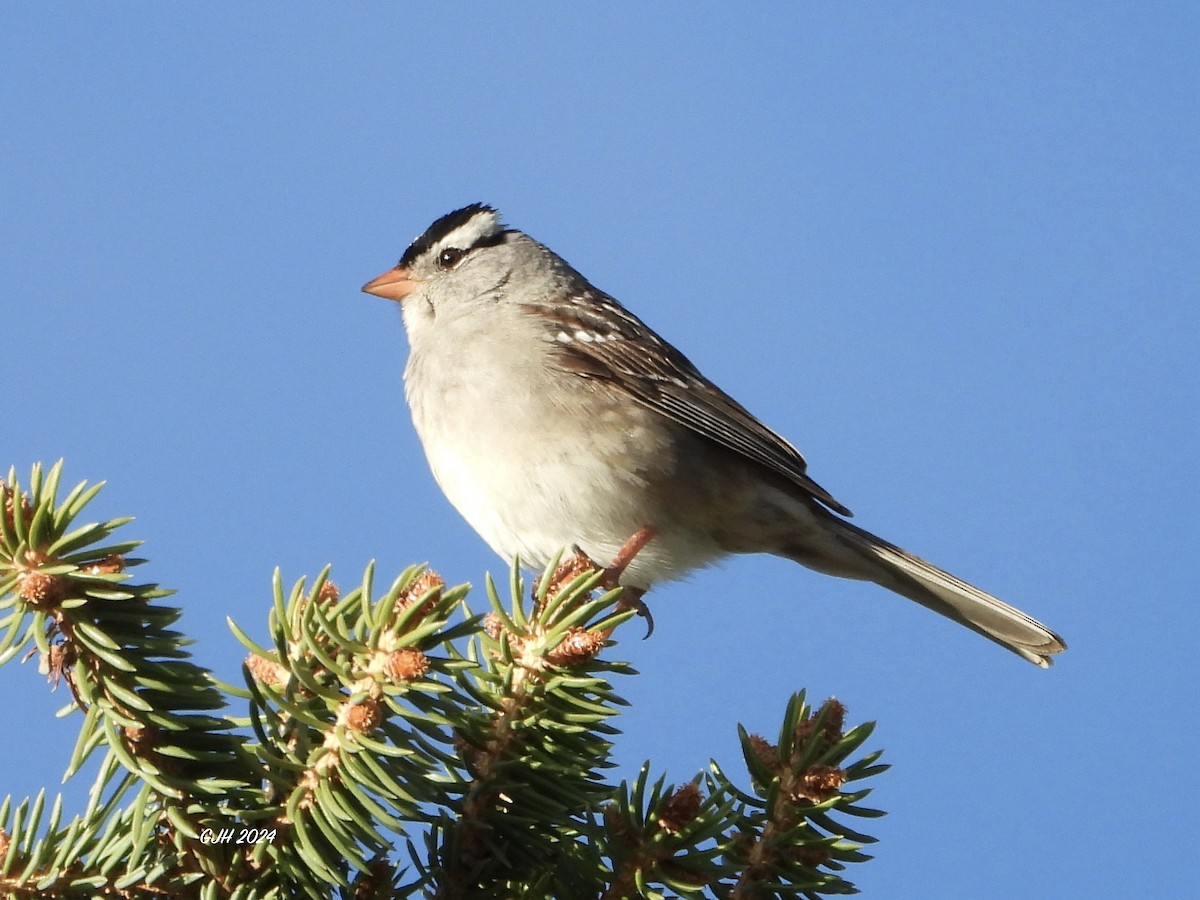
[0,462,886,899]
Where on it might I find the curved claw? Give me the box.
[600,526,659,639]
[620,590,655,639]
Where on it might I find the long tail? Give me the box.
[800,515,1067,667]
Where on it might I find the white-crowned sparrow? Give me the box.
[363,204,1066,667]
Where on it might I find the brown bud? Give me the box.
[316,581,340,604]
[658,783,702,834]
[748,734,780,773]
[2,485,33,533]
[246,654,290,688]
[84,554,126,575]
[382,648,429,682]
[346,697,383,733]
[793,698,846,752]
[793,765,846,803]
[543,550,598,603]
[17,570,66,608]
[395,569,445,618]
[817,698,846,741]
[124,723,159,754]
[546,627,604,666]
[482,612,505,640]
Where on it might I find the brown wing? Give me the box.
[531,289,853,517]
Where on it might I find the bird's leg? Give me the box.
[601,525,657,588]
[602,525,657,638]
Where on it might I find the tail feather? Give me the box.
[816,517,1066,667]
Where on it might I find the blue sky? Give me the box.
[2,3,1197,896]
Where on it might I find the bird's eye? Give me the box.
[437,247,465,268]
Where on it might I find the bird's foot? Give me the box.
[603,526,657,638]
[542,527,658,638]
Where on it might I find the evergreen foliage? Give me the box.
[0,462,886,898]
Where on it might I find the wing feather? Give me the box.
[534,290,853,516]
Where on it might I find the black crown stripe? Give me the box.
[398,203,499,268]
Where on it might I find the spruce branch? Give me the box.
[1,463,265,895]
[429,558,636,897]
[1,462,888,898]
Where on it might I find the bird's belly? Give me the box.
[411,377,725,586]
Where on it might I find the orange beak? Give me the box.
[362,266,417,302]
